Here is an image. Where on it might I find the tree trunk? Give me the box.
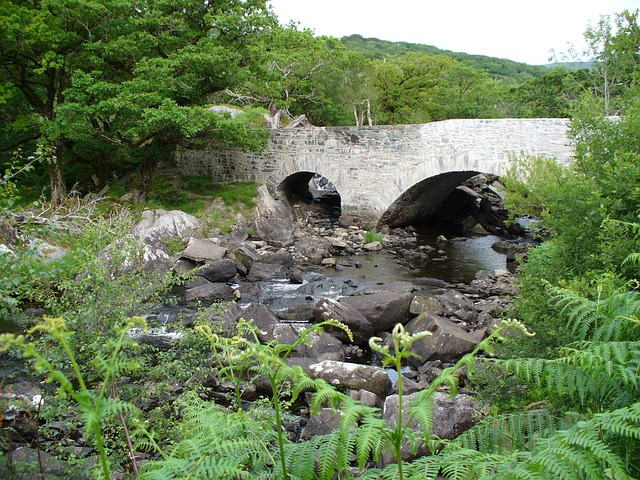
[48,144,67,203]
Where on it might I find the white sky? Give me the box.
[268,0,640,65]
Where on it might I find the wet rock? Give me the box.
[313,298,373,345]
[183,280,235,304]
[307,360,391,397]
[320,257,337,267]
[363,241,382,251]
[405,313,480,366]
[358,281,416,295]
[276,303,314,321]
[340,291,413,332]
[197,258,238,283]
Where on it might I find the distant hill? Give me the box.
[340,34,552,82]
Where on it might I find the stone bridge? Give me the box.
[175,118,573,226]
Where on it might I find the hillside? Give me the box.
[340,34,551,82]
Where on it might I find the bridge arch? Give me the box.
[278,171,341,215]
[379,171,481,228]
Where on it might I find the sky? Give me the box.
[268,0,640,65]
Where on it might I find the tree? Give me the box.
[509,67,591,118]
[583,9,640,115]
[0,0,275,199]
[222,25,345,129]
[370,53,500,125]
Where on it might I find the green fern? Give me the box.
[548,283,640,342]
[140,395,278,479]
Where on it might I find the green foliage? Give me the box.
[210,181,258,207]
[0,316,146,479]
[364,230,385,245]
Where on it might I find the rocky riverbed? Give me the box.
[1,176,533,477]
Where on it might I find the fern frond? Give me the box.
[308,379,349,413]
[354,412,388,467]
[493,402,640,479]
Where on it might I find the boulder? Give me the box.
[381,392,480,464]
[410,295,444,316]
[246,261,289,282]
[252,186,295,247]
[183,281,235,304]
[313,298,374,345]
[253,217,295,248]
[300,408,342,440]
[405,313,480,366]
[294,236,333,264]
[181,238,227,263]
[437,290,477,317]
[307,360,391,398]
[197,258,237,283]
[233,242,259,270]
[240,303,280,342]
[258,249,293,267]
[296,332,345,362]
[339,291,413,332]
[107,209,200,273]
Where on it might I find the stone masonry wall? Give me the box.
[175,118,573,219]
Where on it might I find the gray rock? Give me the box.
[233,242,259,269]
[348,389,383,408]
[437,290,477,316]
[246,261,289,282]
[7,447,80,479]
[405,313,480,366]
[252,186,295,247]
[258,248,293,266]
[296,332,345,362]
[340,291,413,331]
[209,105,244,118]
[410,295,444,315]
[184,281,235,304]
[363,241,382,251]
[254,216,295,248]
[381,392,481,464]
[307,360,391,397]
[197,258,237,282]
[313,298,373,345]
[240,303,280,341]
[301,408,342,440]
[182,238,228,263]
[107,209,200,273]
[294,236,333,264]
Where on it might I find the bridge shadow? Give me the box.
[278,171,341,219]
[379,171,485,229]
